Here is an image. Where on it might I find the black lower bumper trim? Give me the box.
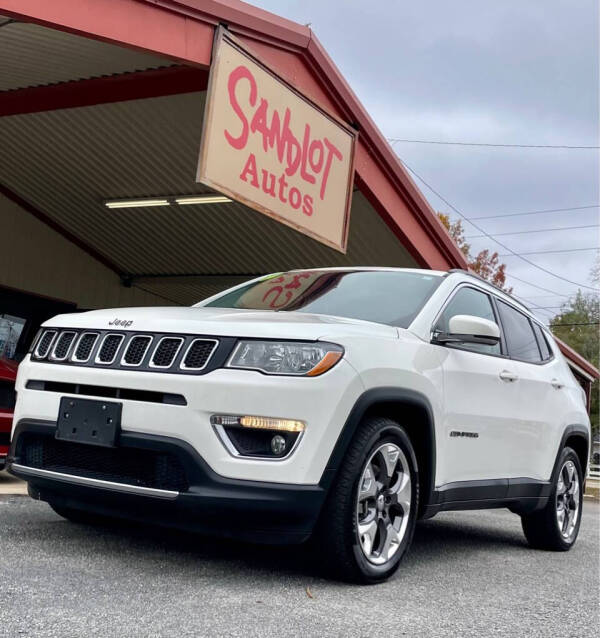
[9,420,326,544]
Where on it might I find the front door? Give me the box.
[433,285,520,485]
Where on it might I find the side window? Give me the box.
[532,322,552,361]
[496,301,541,363]
[435,287,501,355]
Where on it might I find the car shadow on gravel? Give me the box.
[39,506,530,582]
[410,514,529,559]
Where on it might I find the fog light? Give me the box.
[211,414,304,459]
[211,415,305,433]
[270,434,286,455]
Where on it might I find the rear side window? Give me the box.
[435,286,501,355]
[532,323,552,361]
[496,301,541,363]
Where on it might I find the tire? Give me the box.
[49,503,117,527]
[315,416,419,584]
[521,446,583,551]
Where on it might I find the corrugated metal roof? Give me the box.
[0,17,171,91]
[130,277,254,306]
[0,91,416,305]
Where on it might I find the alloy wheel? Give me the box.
[356,442,411,565]
[555,459,580,541]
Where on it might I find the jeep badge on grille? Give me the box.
[108,318,133,328]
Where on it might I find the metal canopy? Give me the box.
[0,16,171,91]
[0,90,415,302]
[0,21,416,306]
[0,5,596,380]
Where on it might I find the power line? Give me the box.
[550,322,600,327]
[505,274,570,298]
[500,247,599,257]
[519,294,570,300]
[389,138,600,150]
[466,224,598,239]
[523,301,558,315]
[467,204,599,221]
[513,299,557,319]
[398,157,598,292]
[534,312,559,321]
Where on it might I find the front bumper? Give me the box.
[9,420,327,543]
[13,355,363,484]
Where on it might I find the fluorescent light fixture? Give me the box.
[104,194,231,209]
[105,198,169,209]
[175,195,231,205]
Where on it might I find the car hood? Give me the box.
[43,307,398,341]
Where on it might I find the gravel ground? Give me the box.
[0,496,597,637]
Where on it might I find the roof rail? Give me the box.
[446,269,532,314]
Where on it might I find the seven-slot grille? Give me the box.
[73,333,98,362]
[182,339,218,370]
[50,331,76,360]
[31,329,219,374]
[97,334,124,364]
[151,337,183,368]
[35,330,57,358]
[122,335,152,366]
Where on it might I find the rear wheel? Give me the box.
[316,417,419,583]
[521,447,583,551]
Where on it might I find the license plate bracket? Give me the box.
[56,397,122,448]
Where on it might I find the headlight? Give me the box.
[227,340,343,376]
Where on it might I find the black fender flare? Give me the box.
[550,424,589,483]
[318,387,437,512]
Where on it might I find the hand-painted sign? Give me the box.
[197,29,356,252]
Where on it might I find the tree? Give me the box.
[550,270,599,438]
[437,213,512,293]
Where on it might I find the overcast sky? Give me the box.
[250,0,599,324]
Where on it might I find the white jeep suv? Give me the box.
[8,268,590,583]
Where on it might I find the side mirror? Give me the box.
[433,314,500,347]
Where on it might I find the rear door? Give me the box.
[433,285,520,485]
[494,301,564,481]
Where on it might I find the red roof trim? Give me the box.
[0,0,214,66]
[145,1,468,269]
[2,0,595,377]
[141,2,600,377]
[304,34,467,268]
[556,338,599,380]
[1,0,466,269]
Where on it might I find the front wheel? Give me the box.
[315,417,419,583]
[521,447,583,551]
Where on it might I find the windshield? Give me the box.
[203,270,442,328]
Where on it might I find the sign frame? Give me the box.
[196,27,357,253]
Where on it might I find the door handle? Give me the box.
[551,378,564,389]
[499,370,519,382]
